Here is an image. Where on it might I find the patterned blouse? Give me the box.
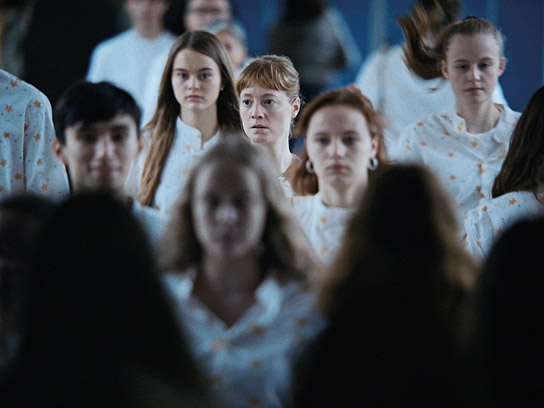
[391,105,520,231]
[162,270,324,408]
[0,69,69,199]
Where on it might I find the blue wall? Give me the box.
[233,0,544,112]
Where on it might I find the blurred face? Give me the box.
[192,160,267,259]
[441,33,505,108]
[184,0,231,31]
[171,49,223,115]
[240,84,300,146]
[306,104,378,192]
[124,0,170,27]
[216,30,247,71]
[53,114,141,193]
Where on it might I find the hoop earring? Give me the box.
[368,157,379,171]
[305,160,315,174]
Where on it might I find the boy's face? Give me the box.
[184,0,231,31]
[124,0,170,28]
[53,114,142,194]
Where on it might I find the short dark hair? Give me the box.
[54,81,141,144]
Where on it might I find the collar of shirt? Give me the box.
[311,193,357,228]
[175,116,221,152]
[165,268,285,328]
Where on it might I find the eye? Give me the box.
[479,62,491,69]
[343,136,357,145]
[111,131,128,142]
[264,99,275,105]
[234,196,250,209]
[200,73,210,79]
[456,64,468,71]
[204,195,220,208]
[315,137,329,145]
[241,99,252,107]
[79,132,97,143]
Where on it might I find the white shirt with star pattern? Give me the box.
[292,193,357,266]
[162,270,325,408]
[464,190,544,263]
[390,104,520,231]
[0,69,69,199]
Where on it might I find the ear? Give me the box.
[291,97,301,119]
[441,60,449,79]
[498,57,506,76]
[136,137,144,157]
[52,139,68,165]
[370,136,379,158]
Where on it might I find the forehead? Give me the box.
[195,160,260,193]
[173,49,219,70]
[240,84,287,98]
[308,104,368,131]
[217,31,244,48]
[446,33,501,60]
[187,0,230,11]
[66,114,138,137]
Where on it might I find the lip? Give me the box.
[251,124,268,129]
[465,87,483,92]
[92,166,118,177]
[326,164,349,173]
[186,95,203,100]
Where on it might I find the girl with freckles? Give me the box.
[236,55,302,197]
[392,17,520,230]
[291,88,387,266]
[160,138,324,408]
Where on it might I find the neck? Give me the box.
[197,252,262,295]
[456,101,501,134]
[318,180,365,209]
[257,138,293,176]
[134,22,164,39]
[181,107,219,145]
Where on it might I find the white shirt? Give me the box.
[162,270,324,408]
[0,69,69,200]
[464,190,544,263]
[125,118,221,215]
[86,29,176,120]
[355,45,508,151]
[292,193,356,265]
[141,52,169,125]
[392,105,520,230]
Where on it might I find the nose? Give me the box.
[215,203,238,225]
[469,65,481,80]
[188,75,199,90]
[95,137,114,159]
[250,103,264,119]
[329,139,347,157]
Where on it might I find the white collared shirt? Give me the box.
[464,190,544,263]
[292,193,356,265]
[0,69,69,200]
[391,105,520,230]
[162,270,324,408]
[125,117,221,215]
[355,45,509,151]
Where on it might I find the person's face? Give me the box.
[441,33,505,108]
[184,0,231,31]
[239,84,300,146]
[192,160,267,259]
[124,0,170,27]
[305,104,378,192]
[216,30,247,72]
[171,49,223,115]
[53,114,142,193]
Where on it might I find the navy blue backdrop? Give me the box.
[233,0,544,112]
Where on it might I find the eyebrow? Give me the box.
[240,92,279,98]
[173,67,215,72]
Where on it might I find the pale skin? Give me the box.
[441,33,506,134]
[171,49,223,146]
[239,84,300,176]
[124,0,170,39]
[190,160,267,327]
[305,104,378,208]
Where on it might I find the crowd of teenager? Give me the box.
[1,0,543,406]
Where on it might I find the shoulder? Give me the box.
[0,70,51,108]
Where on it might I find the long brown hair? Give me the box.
[492,85,544,198]
[291,87,387,195]
[138,31,241,207]
[161,137,315,282]
[399,14,505,80]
